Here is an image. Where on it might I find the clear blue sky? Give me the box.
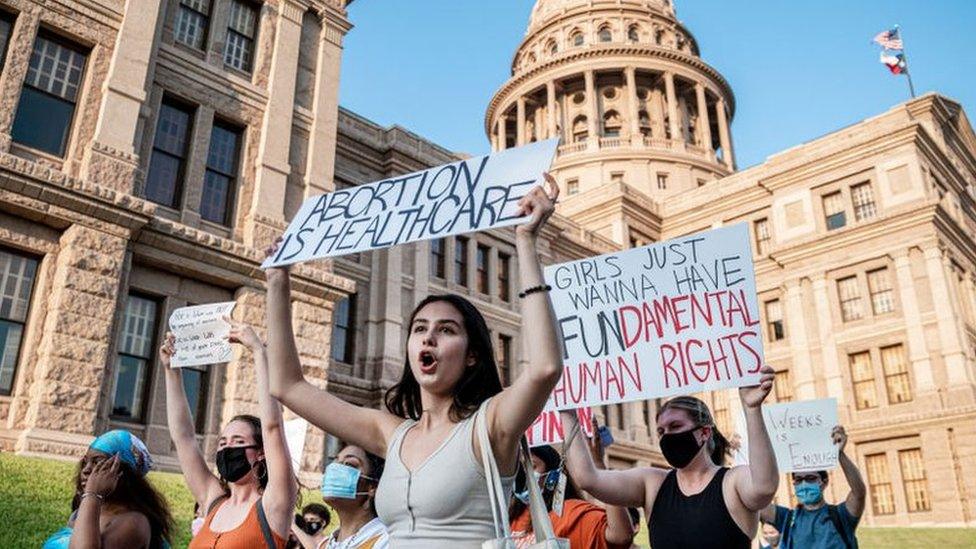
[338,1,976,168]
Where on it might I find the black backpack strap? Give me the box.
[779,508,795,548]
[205,494,228,517]
[826,504,855,549]
[256,497,277,549]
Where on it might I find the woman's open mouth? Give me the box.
[419,351,437,374]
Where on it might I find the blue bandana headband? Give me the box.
[89,430,153,477]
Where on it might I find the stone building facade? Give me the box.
[486,0,976,528]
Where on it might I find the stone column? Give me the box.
[0,11,40,152]
[546,81,558,138]
[516,97,526,147]
[893,251,936,392]
[811,275,844,400]
[649,88,665,139]
[716,98,734,170]
[304,10,352,198]
[695,83,712,152]
[585,70,599,149]
[15,225,129,458]
[81,0,165,193]
[367,246,406,387]
[498,114,508,151]
[664,72,680,145]
[924,246,969,385]
[625,66,641,145]
[784,279,817,400]
[244,0,304,247]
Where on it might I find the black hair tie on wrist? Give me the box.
[518,284,552,299]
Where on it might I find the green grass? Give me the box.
[2,453,974,548]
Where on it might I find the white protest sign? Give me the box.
[526,407,595,448]
[543,224,764,411]
[284,418,309,471]
[168,302,236,368]
[763,398,839,473]
[263,138,560,267]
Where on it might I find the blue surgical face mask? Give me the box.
[795,482,823,505]
[321,462,373,499]
[515,469,560,505]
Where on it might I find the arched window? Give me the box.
[572,115,588,142]
[654,27,664,45]
[628,25,639,43]
[603,110,621,137]
[598,26,612,42]
[571,30,584,47]
[638,110,651,137]
[547,39,558,55]
[527,52,536,65]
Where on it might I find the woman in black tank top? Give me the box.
[559,366,780,548]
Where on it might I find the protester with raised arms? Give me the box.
[41,430,174,549]
[759,425,865,549]
[560,381,779,549]
[161,320,298,548]
[266,174,562,546]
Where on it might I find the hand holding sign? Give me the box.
[739,364,775,409]
[832,425,848,453]
[226,317,264,352]
[515,172,559,239]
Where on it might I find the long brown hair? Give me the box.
[384,294,503,422]
[657,395,731,465]
[222,414,268,491]
[72,460,174,549]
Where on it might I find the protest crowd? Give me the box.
[41,166,868,549]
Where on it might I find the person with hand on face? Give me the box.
[759,521,781,549]
[759,425,865,549]
[41,430,174,549]
[288,504,332,549]
[161,319,298,548]
[560,371,780,549]
[265,173,564,547]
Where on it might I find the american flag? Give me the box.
[873,28,903,50]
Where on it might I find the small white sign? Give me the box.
[168,302,237,368]
[263,138,560,267]
[284,417,309,471]
[763,398,839,473]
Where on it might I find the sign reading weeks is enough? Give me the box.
[764,398,839,473]
[262,138,560,267]
[169,302,237,368]
[543,223,764,411]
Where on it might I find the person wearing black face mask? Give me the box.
[559,366,779,549]
[289,504,331,549]
[162,320,299,548]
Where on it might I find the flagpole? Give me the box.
[896,25,917,98]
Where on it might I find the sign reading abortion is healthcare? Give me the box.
[263,138,559,268]
[543,224,764,411]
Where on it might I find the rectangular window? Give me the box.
[330,295,355,363]
[898,449,931,512]
[112,295,158,421]
[476,244,489,294]
[753,218,771,256]
[866,453,896,515]
[430,238,446,279]
[145,98,194,209]
[764,299,784,342]
[773,369,793,402]
[11,33,88,156]
[881,344,912,404]
[497,253,511,302]
[201,121,242,225]
[823,191,846,230]
[181,366,209,433]
[849,351,878,410]
[0,12,14,72]
[867,268,894,315]
[454,237,468,287]
[567,179,579,196]
[837,276,863,322]
[656,173,668,190]
[174,0,211,50]
[497,334,512,385]
[851,182,877,222]
[610,172,624,184]
[224,0,258,72]
[0,249,39,395]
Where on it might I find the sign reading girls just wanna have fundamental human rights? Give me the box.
[263,138,559,267]
[543,224,764,411]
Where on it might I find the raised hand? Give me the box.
[832,425,848,453]
[85,455,122,498]
[159,332,176,368]
[515,172,560,239]
[226,317,264,351]
[263,236,290,284]
[586,417,609,469]
[739,365,775,409]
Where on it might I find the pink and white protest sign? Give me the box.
[543,224,764,411]
[526,407,594,448]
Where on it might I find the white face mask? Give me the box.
[191,517,205,537]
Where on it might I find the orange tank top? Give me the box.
[188,497,287,549]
